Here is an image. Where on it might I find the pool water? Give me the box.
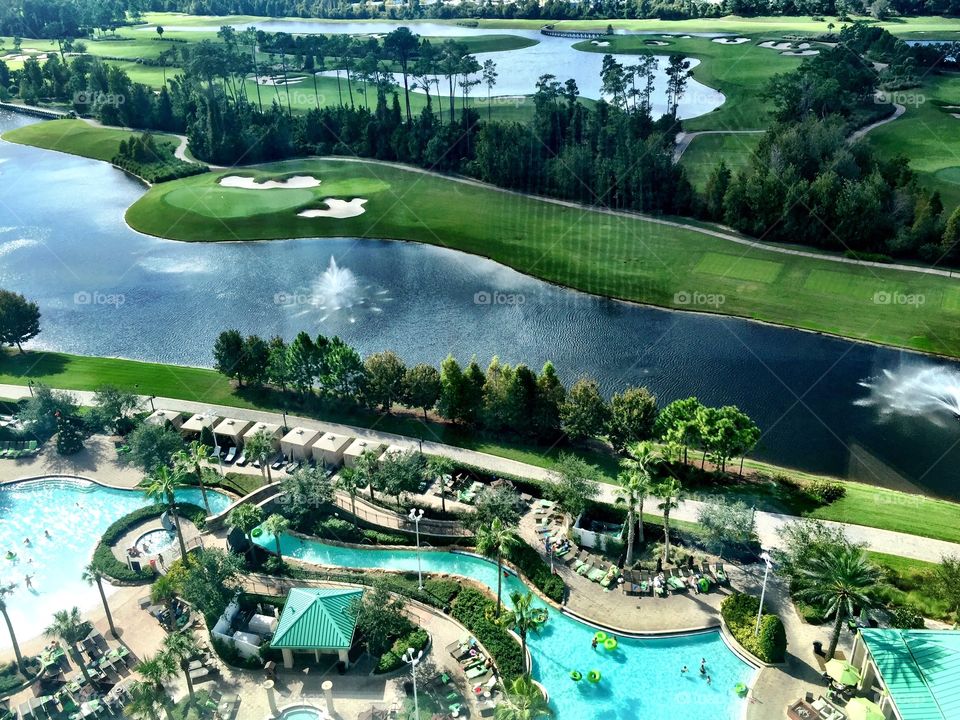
[277,707,325,720]
[133,528,177,556]
[0,477,232,650]
[254,531,756,720]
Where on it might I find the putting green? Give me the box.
[934,166,960,186]
[694,253,782,283]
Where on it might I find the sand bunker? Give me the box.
[219,175,321,190]
[590,40,610,47]
[712,37,750,45]
[256,75,305,86]
[951,113,960,119]
[781,50,819,56]
[759,41,794,50]
[2,51,48,62]
[297,198,368,219]
[644,40,669,46]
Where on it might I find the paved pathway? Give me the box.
[2,383,958,564]
[848,102,906,144]
[672,129,765,162]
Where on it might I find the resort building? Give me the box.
[243,421,283,450]
[311,432,353,468]
[849,628,960,720]
[143,408,183,430]
[179,412,220,438]
[213,418,254,448]
[342,438,383,468]
[271,587,364,670]
[280,426,321,461]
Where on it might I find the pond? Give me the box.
[2,110,959,500]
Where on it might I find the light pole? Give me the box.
[408,507,424,590]
[755,551,774,636]
[403,647,423,719]
[27,380,34,397]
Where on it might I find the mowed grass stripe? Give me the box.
[694,252,782,283]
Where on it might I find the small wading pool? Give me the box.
[133,528,177,556]
[274,706,328,720]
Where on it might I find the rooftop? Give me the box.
[271,587,364,650]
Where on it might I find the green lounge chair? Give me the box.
[587,565,607,582]
[466,665,490,680]
[666,575,687,592]
[599,566,619,587]
[715,563,728,584]
[577,561,593,577]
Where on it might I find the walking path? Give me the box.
[672,129,765,162]
[847,102,906,143]
[2,383,958,563]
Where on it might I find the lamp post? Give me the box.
[27,380,34,397]
[755,551,774,636]
[403,647,423,719]
[408,507,424,590]
[148,395,156,412]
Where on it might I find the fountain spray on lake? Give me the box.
[857,366,960,426]
[286,256,391,324]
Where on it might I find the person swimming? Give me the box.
[22,538,30,547]
[44,530,51,539]
[24,574,33,589]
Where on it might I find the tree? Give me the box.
[364,350,407,412]
[933,555,960,621]
[178,549,243,622]
[156,26,164,39]
[384,27,419,123]
[495,674,552,720]
[607,386,658,453]
[470,484,523,531]
[942,205,960,259]
[616,442,661,565]
[655,397,703,464]
[163,631,200,704]
[173,441,212,513]
[547,453,600,525]
[532,362,565,440]
[55,411,85,455]
[145,466,189,561]
[476,518,519,617]
[91,385,139,434]
[127,422,184,473]
[501,591,538,662]
[334,466,363,516]
[129,653,176,720]
[244,429,277,485]
[664,54,691,116]
[698,405,760,473]
[438,355,467,423]
[150,574,179,632]
[226,503,264,559]
[351,581,409,657]
[560,377,609,443]
[280,466,334,530]
[795,545,882,660]
[655,476,686,565]
[404,363,441,420]
[212,329,244,384]
[482,59,498,121]
[0,583,24,672]
[425,455,454,513]
[45,607,93,683]
[17,384,78,438]
[377,450,424,507]
[0,289,41,352]
[263,513,290,561]
[82,563,117,638]
[696,500,758,559]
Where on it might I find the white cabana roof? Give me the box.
[313,432,353,455]
[343,438,383,460]
[181,413,219,434]
[243,421,283,441]
[213,418,254,440]
[281,426,321,449]
[144,409,182,429]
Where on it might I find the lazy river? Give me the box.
[0,477,232,650]
[252,529,757,720]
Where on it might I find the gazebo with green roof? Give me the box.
[271,587,364,669]
[850,629,960,720]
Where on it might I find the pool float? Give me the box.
[587,670,602,683]
[698,577,710,593]
[251,527,263,538]
[594,631,607,644]
[532,607,549,625]
[734,682,748,697]
[603,637,618,651]
[5,551,16,561]
[570,670,582,682]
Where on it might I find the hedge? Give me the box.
[451,588,525,682]
[0,658,41,697]
[509,543,565,603]
[720,592,787,664]
[92,502,205,583]
[376,628,429,673]
[314,516,409,546]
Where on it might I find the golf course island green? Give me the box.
[124,157,960,358]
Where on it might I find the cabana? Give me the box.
[342,438,383,468]
[271,587,363,670]
[144,409,182,430]
[243,421,283,450]
[213,418,253,447]
[180,412,219,438]
[311,432,353,468]
[379,444,407,462]
[280,427,320,461]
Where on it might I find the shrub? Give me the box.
[314,517,363,543]
[807,479,846,504]
[721,592,787,663]
[509,543,565,603]
[0,658,41,695]
[889,605,925,629]
[376,629,429,673]
[451,588,525,681]
[424,578,462,606]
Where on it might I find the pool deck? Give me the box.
[0,434,143,489]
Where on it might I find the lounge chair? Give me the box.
[568,549,588,568]
[577,560,594,577]
[599,566,619,587]
[715,563,728,585]
[666,575,687,592]
[466,665,491,680]
[235,452,247,467]
[586,561,607,582]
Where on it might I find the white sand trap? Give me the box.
[257,75,305,86]
[759,41,795,50]
[781,50,819,56]
[644,40,669,46]
[219,175,321,190]
[712,37,750,44]
[298,198,367,219]
[951,113,960,119]
[3,52,47,62]
[942,105,960,109]
[590,40,610,46]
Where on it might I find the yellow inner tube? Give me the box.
[570,670,582,681]
[594,631,607,643]
[604,637,617,650]
[587,670,602,683]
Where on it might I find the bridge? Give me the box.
[0,101,72,119]
[539,25,608,40]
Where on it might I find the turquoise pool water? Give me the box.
[0,477,231,650]
[254,531,757,720]
[276,707,325,720]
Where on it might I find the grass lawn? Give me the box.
[868,551,952,621]
[679,132,763,190]
[1,118,179,163]
[118,156,960,357]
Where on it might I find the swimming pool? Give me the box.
[0,477,232,650]
[274,706,328,720]
[253,530,757,720]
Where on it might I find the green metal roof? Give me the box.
[271,587,363,650]
[860,629,960,720]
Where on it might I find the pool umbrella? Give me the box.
[825,659,861,686]
[845,697,885,720]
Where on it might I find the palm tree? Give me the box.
[427,455,454,514]
[173,441,211,512]
[501,591,538,662]
[244,430,276,484]
[616,442,661,565]
[263,513,290,560]
[0,583,24,671]
[334,466,362,515]
[150,574,179,630]
[124,679,166,720]
[656,476,685,565]
[226,503,265,560]
[476,517,519,617]
[82,563,117,638]
[795,546,882,660]
[45,607,92,683]
[495,674,553,720]
[129,653,177,720]
[162,631,199,704]
[144,466,188,562]
[355,449,380,502]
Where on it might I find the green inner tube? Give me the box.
[594,631,607,643]
[570,670,582,682]
[5,552,16,560]
[251,528,263,538]
[532,608,549,624]
[603,637,617,650]
[587,670,602,683]
[734,683,747,696]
